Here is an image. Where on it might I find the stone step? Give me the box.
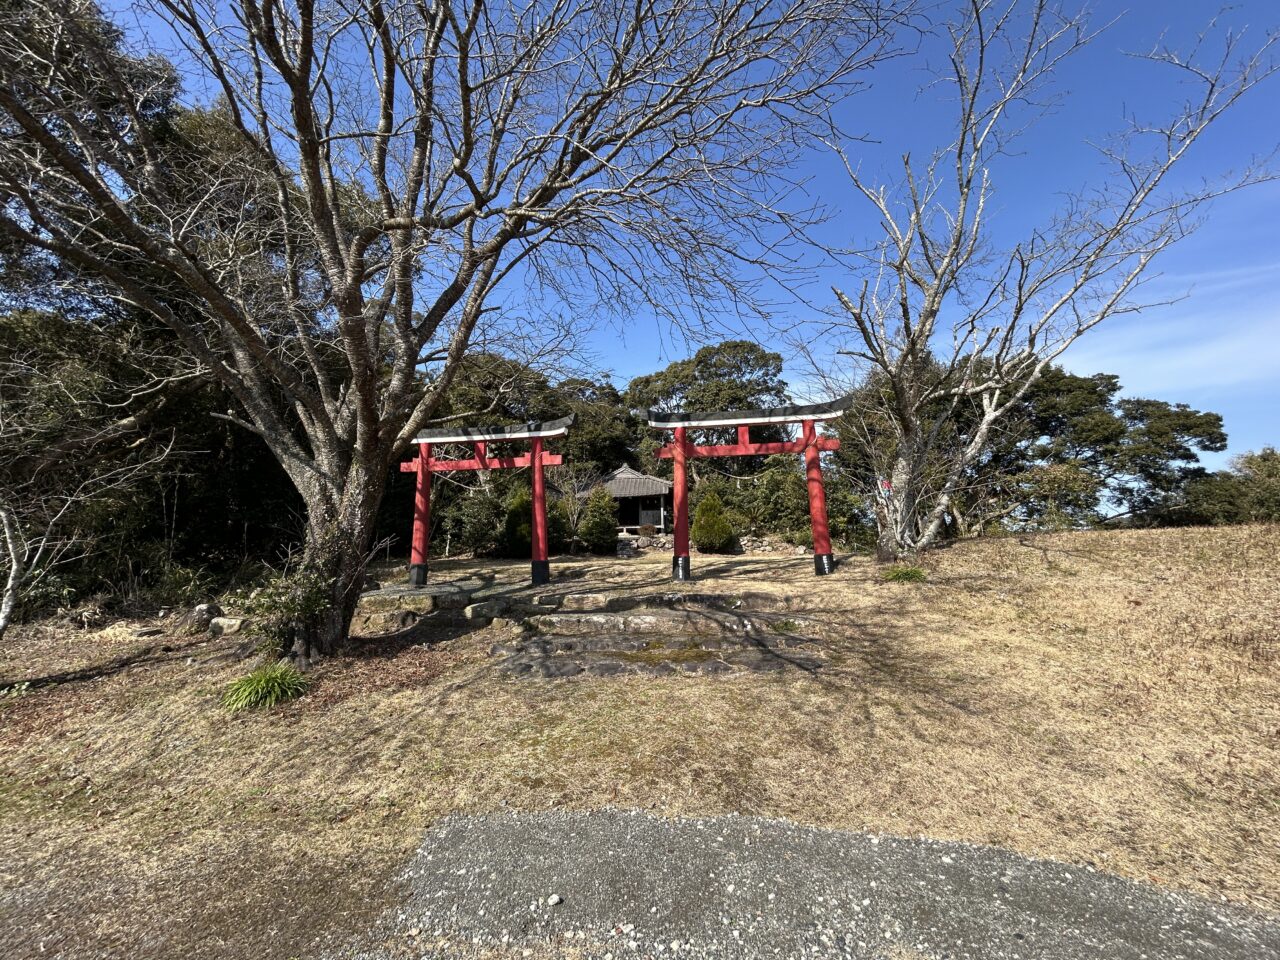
[525,608,767,637]
[490,633,813,658]
[535,591,799,614]
[496,647,823,680]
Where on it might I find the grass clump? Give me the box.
[882,564,927,583]
[222,663,311,712]
[1,681,33,700]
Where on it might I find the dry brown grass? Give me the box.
[2,525,1278,958]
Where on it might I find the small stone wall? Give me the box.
[625,533,809,556]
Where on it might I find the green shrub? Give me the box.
[497,489,574,556]
[234,567,332,655]
[548,497,573,554]
[502,488,533,557]
[15,573,75,622]
[724,507,751,535]
[782,527,813,548]
[152,560,214,605]
[87,542,217,616]
[221,663,311,712]
[691,491,736,553]
[882,564,927,583]
[456,488,505,555]
[578,486,619,554]
[736,458,810,535]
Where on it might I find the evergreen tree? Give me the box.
[502,489,533,558]
[1179,447,1280,526]
[578,487,619,555]
[691,491,736,553]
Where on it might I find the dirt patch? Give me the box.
[303,631,472,709]
[2,525,1278,958]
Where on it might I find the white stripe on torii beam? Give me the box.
[645,395,852,430]
[412,413,575,445]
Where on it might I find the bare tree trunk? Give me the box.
[0,500,23,642]
[875,451,920,561]
[289,461,388,661]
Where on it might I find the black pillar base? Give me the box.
[408,563,428,588]
[814,553,836,576]
[531,559,550,586]
[672,555,691,581]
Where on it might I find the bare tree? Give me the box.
[0,0,905,657]
[819,0,1276,560]
[0,334,183,640]
[550,460,605,545]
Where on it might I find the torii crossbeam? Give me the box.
[399,415,574,587]
[648,397,850,580]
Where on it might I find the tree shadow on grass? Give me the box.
[317,549,993,780]
[398,605,981,756]
[0,634,210,691]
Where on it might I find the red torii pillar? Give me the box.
[399,416,573,588]
[671,426,691,581]
[529,436,550,585]
[408,442,432,587]
[802,419,835,575]
[650,397,849,580]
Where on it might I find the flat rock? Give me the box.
[560,593,612,612]
[352,608,420,635]
[209,616,247,637]
[492,629,822,681]
[179,602,222,633]
[535,660,583,678]
[583,660,627,677]
[502,601,558,618]
[526,609,752,637]
[464,600,508,620]
[361,580,482,612]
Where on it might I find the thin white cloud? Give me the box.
[1063,296,1280,397]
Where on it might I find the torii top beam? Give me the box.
[413,413,575,445]
[645,395,852,430]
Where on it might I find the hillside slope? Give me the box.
[2,525,1277,958]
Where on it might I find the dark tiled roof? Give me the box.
[601,464,672,498]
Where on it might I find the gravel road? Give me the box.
[339,810,1279,960]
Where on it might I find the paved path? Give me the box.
[343,810,1279,959]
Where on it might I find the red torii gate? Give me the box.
[648,396,851,580]
[399,415,574,587]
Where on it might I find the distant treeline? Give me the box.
[2,315,1275,617]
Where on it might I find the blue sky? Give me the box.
[590,1,1280,468]
[109,0,1278,466]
